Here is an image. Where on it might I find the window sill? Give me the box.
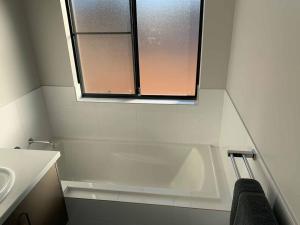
[76,96,197,105]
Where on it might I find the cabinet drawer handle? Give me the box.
[18,213,32,225]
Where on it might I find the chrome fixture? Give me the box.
[28,138,56,148]
[228,150,256,179]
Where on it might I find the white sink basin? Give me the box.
[0,167,15,202]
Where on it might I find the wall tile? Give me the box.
[43,86,100,139]
[42,86,224,144]
[0,102,26,148]
[0,88,51,149]
[15,89,52,140]
[96,104,138,140]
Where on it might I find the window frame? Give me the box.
[64,0,204,102]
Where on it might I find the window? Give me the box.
[65,0,203,101]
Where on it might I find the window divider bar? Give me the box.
[130,0,141,95]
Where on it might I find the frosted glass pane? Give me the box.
[77,35,135,94]
[136,0,201,96]
[71,0,131,32]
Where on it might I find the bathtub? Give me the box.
[57,139,230,210]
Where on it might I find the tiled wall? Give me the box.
[218,92,294,225]
[0,88,52,149]
[42,86,225,145]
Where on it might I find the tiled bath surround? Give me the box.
[42,87,224,144]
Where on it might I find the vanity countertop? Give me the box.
[0,149,60,224]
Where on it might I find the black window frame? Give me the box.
[65,0,204,101]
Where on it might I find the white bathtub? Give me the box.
[57,139,230,209]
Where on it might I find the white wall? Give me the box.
[22,0,73,87]
[0,0,52,149]
[226,0,300,224]
[42,87,224,145]
[200,0,235,88]
[19,0,235,152]
[23,0,234,89]
[21,0,235,147]
[0,0,40,106]
[0,89,52,149]
[218,92,294,225]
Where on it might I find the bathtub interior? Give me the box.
[57,140,219,199]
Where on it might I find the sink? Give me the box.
[0,167,15,202]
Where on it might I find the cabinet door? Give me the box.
[3,165,68,225]
[136,0,201,96]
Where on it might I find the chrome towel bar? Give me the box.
[228,150,256,179]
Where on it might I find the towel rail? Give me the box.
[228,150,256,179]
[229,154,241,179]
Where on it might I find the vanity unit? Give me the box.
[0,149,68,225]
